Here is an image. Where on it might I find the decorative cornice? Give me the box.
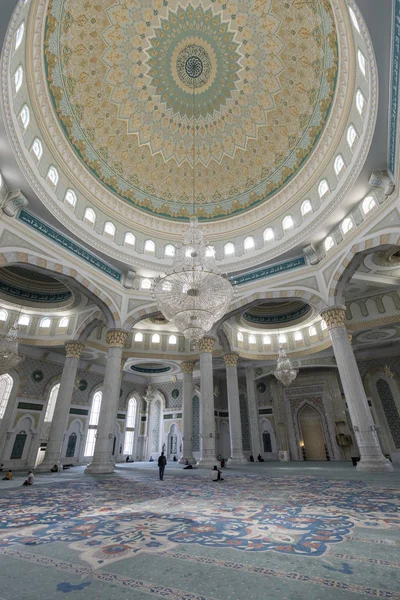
[64,341,84,359]
[106,329,128,348]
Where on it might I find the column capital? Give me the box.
[320,306,346,330]
[198,337,215,353]
[64,341,84,359]
[106,329,129,348]
[223,352,239,367]
[181,361,196,374]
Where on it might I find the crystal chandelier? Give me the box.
[0,318,24,374]
[152,78,234,342]
[274,345,298,387]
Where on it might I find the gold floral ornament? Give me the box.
[106,329,129,348]
[180,361,196,374]
[223,353,239,367]
[197,337,215,353]
[320,307,346,330]
[65,341,84,359]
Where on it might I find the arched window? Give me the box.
[263,227,274,242]
[31,138,43,160]
[224,242,235,256]
[84,207,96,224]
[20,105,30,129]
[324,236,334,251]
[15,23,24,51]
[47,166,59,187]
[318,179,329,198]
[39,317,51,328]
[165,244,175,257]
[356,90,366,116]
[104,221,115,238]
[64,189,76,207]
[58,317,69,328]
[334,155,345,176]
[244,236,255,251]
[301,200,312,216]
[18,314,30,326]
[348,6,360,33]
[347,125,357,148]
[141,278,151,290]
[358,49,366,77]
[309,326,317,336]
[134,332,143,342]
[294,331,303,341]
[124,396,137,455]
[124,232,135,247]
[278,334,287,344]
[151,333,160,344]
[44,383,60,422]
[237,331,243,342]
[248,334,256,345]
[168,334,177,345]
[14,66,23,92]
[282,215,294,231]
[341,217,354,234]
[0,309,8,321]
[362,195,377,214]
[85,390,102,456]
[321,319,327,331]
[263,335,271,345]
[0,373,13,419]
[144,239,155,254]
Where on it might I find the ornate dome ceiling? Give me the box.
[44,0,338,221]
[241,300,311,329]
[0,266,73,307]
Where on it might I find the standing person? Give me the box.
[158,451,167,481]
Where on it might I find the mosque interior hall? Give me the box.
[0,0,399,599]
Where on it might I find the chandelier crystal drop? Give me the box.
[152,217,234,342]
[274,345,298,387]
[0,320,24,374]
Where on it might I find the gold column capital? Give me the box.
[106,329,129,348]
[320,306,346,330]
[198,337,215,353]
[181,361,196,374]
[64,341,84,359]
[223,352,239,367]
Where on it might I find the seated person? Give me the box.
[211,465,224,481]
[173,455,178,462]
[2,469,13,480]
[257,454,264,462]
[50,464,58,472]
[149,456,154,462]
[0,463,3,472]
[183,459,193,469]
[125,456,134,463]
[249,455,254,462]
[23,471,34,486]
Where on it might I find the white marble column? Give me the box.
[321,307,393,472]
[179,361,196,464]
[37,341,84,472]
[198,337,217,467]
[245,366,262,458]
[85,329,128,474]
[224,353,247,464]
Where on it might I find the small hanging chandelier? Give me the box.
[152,68,234,342]
[274,345,298,387]
[0,316,24,374]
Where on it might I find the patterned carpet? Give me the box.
[0,463,399,599]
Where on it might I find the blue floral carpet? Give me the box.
[0,465,399,599]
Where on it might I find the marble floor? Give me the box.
[0,461,399,600]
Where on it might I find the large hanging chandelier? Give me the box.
[274,345,298,387]
[0,318,24,374]
[152,76,234,342]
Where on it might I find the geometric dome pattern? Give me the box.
[44,0,338,220]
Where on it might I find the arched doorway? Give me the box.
[298,405,327,460]
[220,421,230,459]
[167,423,178,459]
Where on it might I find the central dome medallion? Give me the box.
[44,0,338,220]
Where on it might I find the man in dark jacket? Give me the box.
[158,451,167,480]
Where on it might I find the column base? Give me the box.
[227,456,248,466]
[356,458,394,473]
[36,459,62,473]
[197,458,218,468]
[179,456,196,465]
[85,461,115,474]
